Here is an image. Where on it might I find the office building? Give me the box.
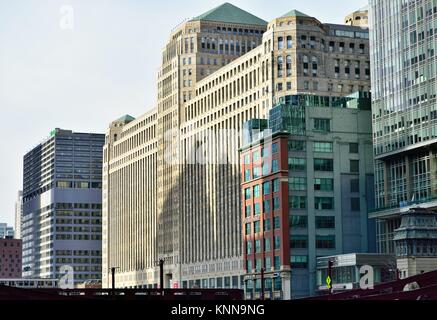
[103,3,371,292]
[369,0,437,254]
[0,223,14,239]
[22,129,104,285]
[0,238,22,279]
[15,191,23,239]
[240,93,375,298]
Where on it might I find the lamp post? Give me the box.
[109,267,120,293]
[260,267,265,300]
[154,258,166,289]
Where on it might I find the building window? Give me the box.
[274,236,281,250]
[315,197,334,210]
[314,178,334,191]
[287,36,292,49]
[255,239,262,253]
[288,140,306,151]
[274,256,281,271]
[351,198,361,211]
[350,160,360,173]
[254,203,261,215]
[314,141,333,153]
[246,260,253,272]
[289,157,306,171]
[245,188,251,200]
[263,182,270,195]
[291,256,308,269]
[264,238,271,252]
[272,160,279,172]
[253,150,261,161]
[246,241,253,254]
[290,215,307,228]
[349,143,359,154]
[253,167,261,179]
[314,159,334,171]
[245,205,251,218]
[290,235,308,249]
[244,154,250,164]
[274,216,280,229]
[262,162,271,175]
[254,221,261,234]
[254,185,261,198]
[290,196,307,210]
[314,118,331,132]
[265,257,272,270]
[273,179,280,193]
[278,37,284,49]
[289,177,307,191]
[264,219,271,232]
[316,235,336,249]
[244,169,251,181]
[245,223,251,235]
[315,216,335,229]
[272,143,279,153]
[263,200,271,213]
[273,197,280,211]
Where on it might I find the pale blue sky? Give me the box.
[0,0,367,226]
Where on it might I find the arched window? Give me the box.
[278,37,284,50]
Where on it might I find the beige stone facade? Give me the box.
[102,5,371,289]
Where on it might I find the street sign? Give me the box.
[326,276,332,289]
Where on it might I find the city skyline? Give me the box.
[0,0,367,226]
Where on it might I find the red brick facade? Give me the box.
[241,134,290,277]
[0,238,22,279]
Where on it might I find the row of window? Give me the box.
[246,236,281,254]
[243,143,279,164]
[245,216,281,234]
[244,198,280,217]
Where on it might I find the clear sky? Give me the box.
[0,0,367,226]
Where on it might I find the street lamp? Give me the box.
[154,258,166,289]
[109,267,120,292]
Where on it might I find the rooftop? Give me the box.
[191,2,267,26]
[281,9,311,18]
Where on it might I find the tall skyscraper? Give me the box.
[22,129,104,285]
[103,3,371,293]
[15,191,23,239]
[369,0,437,254]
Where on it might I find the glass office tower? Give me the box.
[369,0,437,253]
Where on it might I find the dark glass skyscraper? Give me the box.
[22,129,104,285]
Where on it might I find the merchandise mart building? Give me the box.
[369,0,437,254]
[103,3,371,296]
